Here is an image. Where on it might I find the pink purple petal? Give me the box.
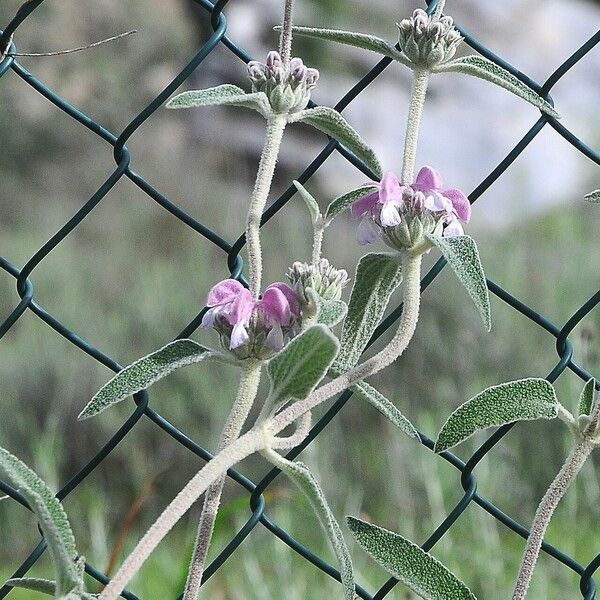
[260,287,293,326]
[206,279,245,307]
[351,192,379,218]
[265,323,285,352]
[379,202,402,227]
[230,323,250,349]
[414,166,443,191]
[423,192,452,213]
[228,289,254,326]
[443,188,471,223]
[378,172,403,204]
[357,216,381,245]
[267,282,301,317]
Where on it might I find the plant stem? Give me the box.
[183,362,262,600]
[401,68,430,185]
[278,0,295,65]
[247,115,287,298]
[273,252,422,432]
[99,428,270,600]
[311,223,324,265]
[512,438,595,600]
[433,0,447,20]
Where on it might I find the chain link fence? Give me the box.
[0,0,599,598]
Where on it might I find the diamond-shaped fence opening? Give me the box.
[0,0,599,598]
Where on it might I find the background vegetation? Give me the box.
[1,0,599,598]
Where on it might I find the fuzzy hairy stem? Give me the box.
[311,224,325,265]
[512,438,595,600]
[247,115,287,298]
[183,362,262,600]
[433,0,447,19]
[273,253,422,432]
[401,68,430,185]
[99,428,270,600]
[278,0,295,65]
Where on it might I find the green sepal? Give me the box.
[352,381,419,440]
[264,450,354,600]
[288,107,382,178]
[434,378,559,453]
[0,450,83,596]
[434,55,559,118]
[79,340,215,419]
[578,378,597,417]
[426,234,491,331]
[335,253,402,371]
[267,325,339,406]
[293,180,323,227]
[325,186,378,224]
[347,517,477,600]
[166,84,271,118]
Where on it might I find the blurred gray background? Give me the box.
[1,0,599,598]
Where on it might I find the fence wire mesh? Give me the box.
[0,0,599,598]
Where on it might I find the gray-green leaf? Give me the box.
[578,378,596,417]
[265,450,354,599]
[319,299,348,328]
[289,107,382,178]
[268,325,339,406]
[6,578,97,599]
[426,234,491,331]
[335,253,402,371]
[435,378,558,453]
[352,381,419,440]
[584,189,600,203]
[325,186,378,223]
[166,84,271,118]
[287,26,408,64]
[293,181,322,226]
[434,55,559,118]
[347,517,477,600]
[79,340,214,420]
[0,450,82,596]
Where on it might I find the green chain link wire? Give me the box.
[0,0,599,598]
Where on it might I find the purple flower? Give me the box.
[202,279,301,354]
[351,166,471,247]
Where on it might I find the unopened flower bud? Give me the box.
[288,259,349,304]
[266,50,282,69]
[306,68,320,87]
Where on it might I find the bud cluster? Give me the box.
[287,258,349,305]
[397,9,462,68]
[247,51,319,114]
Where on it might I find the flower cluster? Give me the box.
[352,167,470,252]
[397,9,462,68]
[202,279,301,360]
[288,258,349,304]
[247,51,319,114]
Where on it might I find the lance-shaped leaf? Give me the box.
[435,378,558,453]
[578,379,597,417]
[325,186,378,224]
[434,56,559,119]
[286,26,410,65]
[426,234,491,331]
[79,340,214,419]
[264,449,354,599]
[0,449,83,596]
[289,107,382,178]
[305,288,348,328]
[166,84,271,118]
[6,578,97,599]
[268,325,339,406]
[352,381,419,440]
[293,181,322,226]
[347,517,477,600]
[335,253,402,371]
[584,190,600,203]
